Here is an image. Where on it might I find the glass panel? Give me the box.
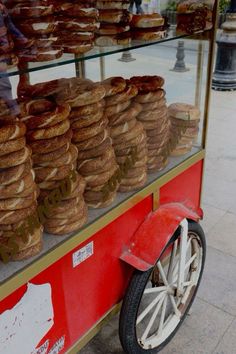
[0,32,210,282]
[0,0,214,78]
[0,30,211,78]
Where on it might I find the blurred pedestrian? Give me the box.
[129,0,144,14]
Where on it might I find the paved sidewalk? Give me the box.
[80,89,236,354]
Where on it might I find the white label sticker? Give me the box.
[72,241,94,268]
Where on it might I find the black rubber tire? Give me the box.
[119,221,206,354]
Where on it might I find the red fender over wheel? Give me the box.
[120,202,203,271]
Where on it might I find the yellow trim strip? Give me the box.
[0,150,205,302]
[199,1,219,206]
[152,189,160,211]
[201,1,219,149]
[67,303,121,353]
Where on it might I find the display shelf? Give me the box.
[0,147,204,301]
[0,28,212,78]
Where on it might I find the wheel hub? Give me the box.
[167,286,175,295]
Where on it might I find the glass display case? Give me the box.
[0,0,217,294]
[0,1,218,352]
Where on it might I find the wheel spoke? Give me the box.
[172,254,180,278]
[186,237,191,251]
[136,291,166,325]
[141,294,166,342]
[177,220,188,295]
[184,253,197,270]
[169,294,181,317]
[157,295,168,335]
[167,240,178,281]
[171,252,197,286]
[144,286,167,294]
[157,261,169,286]
[171,261,180,285]
[183,281,193,287]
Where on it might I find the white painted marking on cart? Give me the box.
[0,283,54,354]
[72,241,94,268]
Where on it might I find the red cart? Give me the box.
[0,1,218,353]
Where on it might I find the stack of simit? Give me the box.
[56,0,99,54]
[131,76,170,172]
[130,13,165,41]
[20,81,87,235]
[168,103,200,156]
[96,0,132,46]
[103,77,148,192]
[0,102,43,260]
[5,0,63,61]
[56,78,118,208]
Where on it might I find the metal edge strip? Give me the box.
[199,0,219,207]
[201,0,219,149]
[0,150,205,302]
[66,302,122,353]
[152,189,160,211]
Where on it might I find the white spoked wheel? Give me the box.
[119,220,206,354]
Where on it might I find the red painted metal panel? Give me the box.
[0,195,152,353]
[0,285,27,314]
[160,160,203,209]
[60,195,152,347]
